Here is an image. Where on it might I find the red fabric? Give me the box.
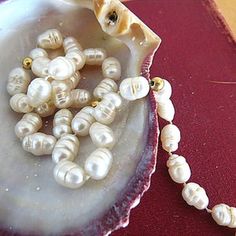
[114,1,236,236]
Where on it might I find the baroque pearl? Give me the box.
[182,182,209,210]
[83,48,107,65]
[31,57,50,78]
[52,134,80,163]
[119,76,150,101]
[153,79,172,102]
[22,132,56,156]
[66,71,81,90]
[102,57,121,80]
[63,37,83,53]
[34,100,56,117]
[7,67,31,96]
[10,93,33,113]
[66,50,86,70]
[84,148,113,180]
[157,99,175,122]
[167,154,191,184]
[29,48,48,60]
[71,89,91,108]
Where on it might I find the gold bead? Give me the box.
[150,77,164,91]
[91,100,100,108]
[22,57,33,70]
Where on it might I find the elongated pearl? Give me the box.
[27,78,52,107]
[22,132,56,156]
[53,109,73,139]
[66,50,86,70]
[37,29,63,49]
[160,124,181,152]
[66,71,81,90]
[34,100,56,117]
[52,134,80,163]
[83,48,107,65]
[167,154,191,184]
[31,57,50,78]
[54,160,86,189]
[93,78,118,99]
[182,182,209,210]
[102,57,121,80]
[10,93,33,113]
[119,76,150,101]
[7,68,31,96]
[157,99,175,122]
[85,148,113,180]
[71,89,91,108]
[29,48,48,60]
[63,37,83,53]
[15,113,42,139]
[71,106,95,136]
[153,79,172,101]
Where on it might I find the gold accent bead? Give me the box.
[91,100,100,108]
[22,57,33,70]
[150,77,164,91]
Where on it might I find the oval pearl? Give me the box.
[66,50,86,70]
[182,182,209,210]
[52,134,80,163]
[10,93,33,113]
[119,76,150,101]
[167,154,191,184]
[160,124,181,152]
[15,113,42,139]
[66,71,81,90]
[89,122,115,149]
[27,78,52,107]
[34,100,56,117]
[29,48,48,60]
[84,148,113,180]
[63,37,83,53]
[7,68,31,96]
[37,29,63,49]
[157,99,175,122]
[153,79,172,101]
[71,89,91,108]
[103,92,122,109]
[31,57,50,78]
[22,132,56,156]
[83,48,107,65]
[102,57,121,80]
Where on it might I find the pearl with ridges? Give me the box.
[102,57,121,80]
[63,37,83,53]
[66,50,86,70]
[10,93,33,113]
[34,100,56,117]
[71,89,91,108]
[29,48,48,60]
[84,48,107,65]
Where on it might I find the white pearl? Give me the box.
[71,89,91,108]
[93,78,118,99]
[102,57,121,80]
[34,100,56,117]
[27,78,52,107]
[22,132,56,156]
[29,48,48,60]
[161,124,181,152]
[54,160,86,189]
[52,134,80,163]
[89,122,115,149]
[63,37,83,53]
[154,79,172,101]
[83,48,107,65]
[7,68,31,96]
[167,154,191,184]
[66,71,81,89]
[84,148,113,180]
[66,50,86,70]
[212,204,236,228]
[37,29,63,49]
[15,113,42,139]
[10,93,33,113]
[48,56,76,81]
[71,106,95,136]
[157,99,175,122]
[53,109,73,139]
[119,76,150,101]
[31,57,50,78]
[182,182,209,210]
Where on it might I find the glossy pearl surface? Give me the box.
[29,48,48,60]
[63,37,83,53]
[34,100,56,117]
[102,57,121,80]
[153,79,172,102]
[71,89,91,108]
[66,71,81,89]
[10,93,33,113]
[83,48,107,65]
[157,99,175,122]
[31,57,50,78]
[66,50,86,70]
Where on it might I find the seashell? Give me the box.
[102,57,121,80]
[71,89,91,108]
[157,99,175,122]
[29,48,48,60]
[34,100,56,117]
[66,50,86,70]
[83,48,107,65]
[31,57,50,78]
[63,36,83,53]
[10,93,33,113]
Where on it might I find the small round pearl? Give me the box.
[10,93,33,113]
[71,89,91,108]
[157,99,175,122]
[153,79,172,101]
[66,50,86,70]
[34,100,56,117]
[102,57,121,80]
[31,57,50,78]
[83,48,107,65]
[29,48,48,60]
[63,37,83,53]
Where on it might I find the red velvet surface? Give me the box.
[114,1,236,236]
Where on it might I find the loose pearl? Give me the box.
[102,57,121,80]
[182,182,209,210]
[7,67,31,96]
[167,154,191,184]
[52,134,80,163]
[22,132,56,156]
[71,106,95,136]
[34,100,56,117]
[31,57,50,78]
[153,79,172,102]
[29,48,48,60]
[66,71,81,90]
[37,29,63,49]
[157,99,175,122]
[93,78,118,99]
[211,204,236,228]
[89,122,115,149]
[63,37,83,53]
[48,56,76,81]
[71,89,91,108]
[27,78,52,107]
[66,50,86,70]
[53,109,73,139]
[83,48,107,65]
[119,76,150,101]
[15,113,42,139]
[160,124,181,152]
[54,160,86,189]
[10,93,33,113]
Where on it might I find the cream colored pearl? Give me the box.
[161,124,181,152]
[15,113,42,139]
[119,76,150,101]
[27,78,52,107]
[31,57,50,78]
[53,109,73,139]
[102,57,121,80]
[84,148,113,180]
[83,48,107,65]
[22,132,56,156]
[7,67,31,96]
[10,93,33,113]
[153,79,172,102]
[66,50,86,70]
[66,71,81,90]
[157,99,175,122]
[93,78,118,99]
[37,29,63,49]
[71,89,91,108]
[29,48,48,60]
[182,182,209,210]
[54,160,86,189]
[167,154,191,184]
[71,106,95,136]
[52,134,80,163]
[63,37,83,53]
[34,100,56,117]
